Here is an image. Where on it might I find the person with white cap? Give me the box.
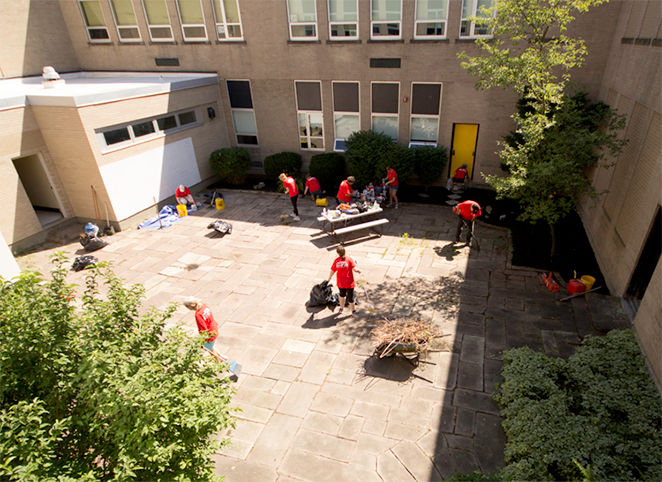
[175,184,196,207]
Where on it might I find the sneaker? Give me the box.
[386,203,393,208]
[394,204,399,209]
[292,215,301,221]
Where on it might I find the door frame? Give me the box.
[11,150,68,219]
[448,123,480,180]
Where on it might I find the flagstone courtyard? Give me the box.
[17,189,630,481]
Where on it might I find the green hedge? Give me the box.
[209,147,251,185]
[345,131,393,189]
[309,152,345,193]
[494,330,662,481]
[263,152,302,184]
[412,145,448,184]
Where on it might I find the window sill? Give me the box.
[287,39,322,44]
[368,38,404,43]
[149,40,178,45]
[87,41,112,46]
[410,38,449,43]
[182,40,211,44]
[326,39,362,44]
[215,39,247,44]
[118,41,146,45]
[455,37,492,42]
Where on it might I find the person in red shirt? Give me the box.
[450,164,469,190]
[183,298,224,362]
[279,173,300,221]
[175,184,196,207]
[303,174,323,200]
[327,246,361,314]
[453,200,481,245]
[384,166,399,208]
[336,176,355,206]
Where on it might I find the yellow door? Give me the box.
[449,123,479,179]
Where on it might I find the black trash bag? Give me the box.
[207,220,233,235]
[308,280,339,308]
[79,234,108,252]
[72,255,99,272]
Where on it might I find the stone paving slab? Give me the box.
[16,189,631,481]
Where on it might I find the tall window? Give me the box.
[371,82,399,140]
[78,0,110,41]
[328,0,358,40]
[227,80,258,145]
[176,0,208,40]
[110,0,141,41]
[142,0,174,41]
[287,0,317,40]
[295,81,324,150]
[460,0,494,37]
[333,81,360,151]
[410,83,441,146]
[212,0,243,40]
[371,0,401,39]
[414,0,448,38]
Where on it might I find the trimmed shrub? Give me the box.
[209,147,251,185]
[412,145,448,184]
[374,143,415,186]
[345,131,393,189]
[309,152,345,193]
[263,152,302,184]
[494,330,662,481]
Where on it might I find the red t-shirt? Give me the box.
[453,167,468,180]
[282,176,299,197]
[194,304,218,342]
[337,180,353,202]
[387,169,398,187]
[305,177,321,192]
[331,256,356,289]
[454,200,481,221]
[176,186,191,198]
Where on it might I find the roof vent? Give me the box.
[42,66,64,88]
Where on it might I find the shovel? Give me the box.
[104,203,115,236]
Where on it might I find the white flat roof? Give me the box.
[0,71,219,110]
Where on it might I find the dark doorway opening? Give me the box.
[626,206,661,299]
[12,154,64,227]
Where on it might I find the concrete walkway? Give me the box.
[17,190,630,481]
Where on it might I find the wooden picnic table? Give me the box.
[317,206,389,240]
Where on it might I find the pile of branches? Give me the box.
[371,319,437,356]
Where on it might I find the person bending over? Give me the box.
[336,176,355,206]
[175,184,196,207]
[453,200,481,245]
[279,173,300,221]
[304,174,323,200]
[183,297,225,363]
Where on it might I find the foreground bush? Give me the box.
[209,147,251,185]
[495,330,662,481]
[0,256,235,480]
[263,151,302,184]
[309,152,345,193]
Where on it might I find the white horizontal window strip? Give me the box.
[99,137,201,220]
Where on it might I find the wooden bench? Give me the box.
[334,218,389,238]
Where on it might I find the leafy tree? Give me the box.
[488,93,625,255]
[209,147,251,185]
[458,0,625,258]
[0,256,235,480]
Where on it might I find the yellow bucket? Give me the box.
[315,197,328,207]
[581,275,596,290]
[176,204,188,217]
[215,198,225,210]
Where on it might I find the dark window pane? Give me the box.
[103,127,130,145]
[333,82,359,112]
[157,115,177,130]
[237,134,258,144]
[412,84,441,115]
[178,111,196,125]
[296,82,321,111]
[89,28,110,39]
[227,80,253,108]
[132,120,155,137]
[372,83,399,113]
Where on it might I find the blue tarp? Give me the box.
[137,205,182,230]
